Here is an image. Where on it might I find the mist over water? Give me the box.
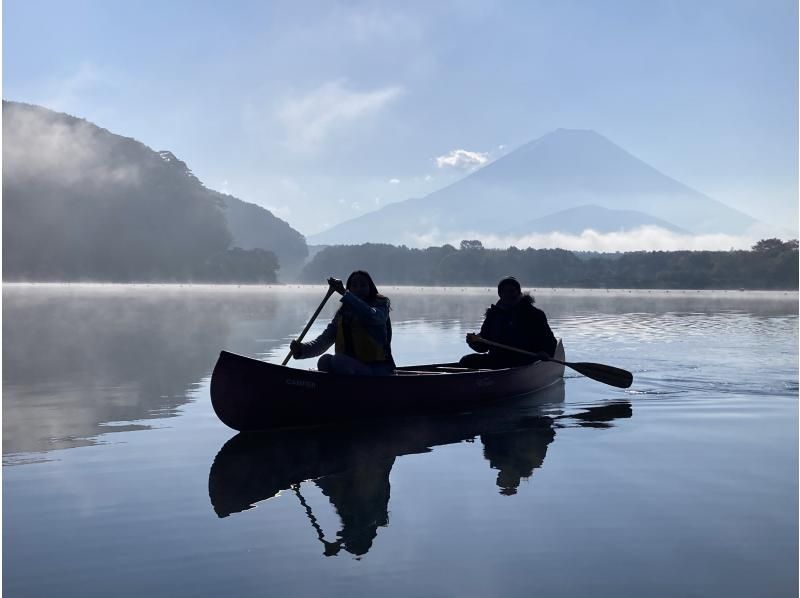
[3,285,797,597]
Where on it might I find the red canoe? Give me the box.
[210,339,565,431]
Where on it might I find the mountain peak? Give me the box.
[545,127,601,137]
[309,128,759,246]
[518,128,623,156]
[530,128,607,145]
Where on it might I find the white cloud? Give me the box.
[406,226,760,252]
[351,201,361,211]
[40,62,110,113]
[389,178,400,184]
[276,80,403,153]
[405,227,445,248]
[435,148,489,169]
[265,204,292,219]
[279,177,305,194]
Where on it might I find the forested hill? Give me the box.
[299,239,799,290]
[2,101,307,282]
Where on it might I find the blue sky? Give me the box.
[4,0,798,238]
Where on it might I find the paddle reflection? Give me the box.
[208,384,632,557]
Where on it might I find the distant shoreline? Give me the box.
[3,282,797,297]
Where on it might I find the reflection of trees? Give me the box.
[2,287,319,459]
[209,384,633,558]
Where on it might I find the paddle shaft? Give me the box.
[470,335,633,389]
[282,287,336,366]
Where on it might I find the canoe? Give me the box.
[210,339,565,431]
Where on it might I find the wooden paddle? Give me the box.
[468,334,633,389]
[282,286,336,366]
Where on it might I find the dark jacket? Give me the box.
[476,295,557,362]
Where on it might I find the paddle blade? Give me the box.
[566,361,633,389]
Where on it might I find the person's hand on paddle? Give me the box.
[466,332,485,351]
[327,277,346,296]
[289,340,303,358]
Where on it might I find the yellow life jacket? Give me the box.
[335,313,389,363]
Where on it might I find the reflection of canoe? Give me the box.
[210,340,565,431]
[209,386,634,557]
[209,382,568,520]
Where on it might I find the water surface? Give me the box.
[3,285,797,596]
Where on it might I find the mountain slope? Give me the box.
[217,193,308,273]
[3,101,306,280]
[155,150,308,272]
[310,129,758,246]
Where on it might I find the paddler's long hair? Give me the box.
[346,270,390,308]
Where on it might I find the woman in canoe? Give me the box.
[460,276,557,369]
[290,271,395,375]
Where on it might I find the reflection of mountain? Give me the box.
[309,129,759,246]
[209,385,633,558]
[1,287,315,460]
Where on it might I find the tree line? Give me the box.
[299,238,799,290]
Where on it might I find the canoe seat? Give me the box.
[394,367,493,375]
[430,366,492,372]
[394,370,448,375]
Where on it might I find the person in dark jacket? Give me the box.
[459,276,557,369]
[290,271,394,375]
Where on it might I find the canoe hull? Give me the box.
[210,340,565,431]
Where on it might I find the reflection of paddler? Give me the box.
[209,426,398,557]
[482,425,556,496]
[208,383,631,558]
[480,401,633,495]
[313,454,396,556]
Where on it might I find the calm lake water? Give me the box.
[3,284,798,597]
